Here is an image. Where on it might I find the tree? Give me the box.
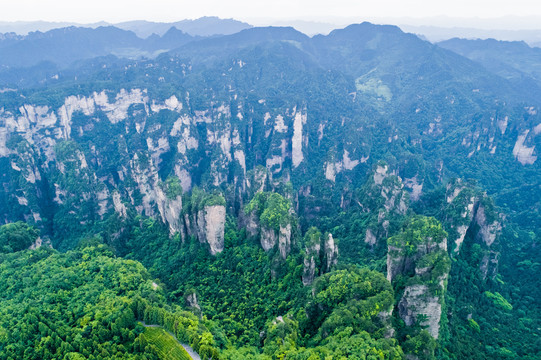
[0,221,39,253]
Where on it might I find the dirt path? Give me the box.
[139,321,201,360]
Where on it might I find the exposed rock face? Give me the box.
[474,202,502,279]
[96,187,110,217]
[324,233,338,270]
[184,204,226,255]
[403,176,423,201]
[324,149,363,182]
[302,229,339,286]
[292,111,306,168]
[359,164,409,248]
[512,130,537,165]
[130,153,185,235]
[244,211,260,238]
[0,88,235,248]
[387,216,450,339]
[398,284,444,338]
[373,164,388,185]
[245,166,269,198]
[279,224,292,259]
[444,180,477,254]
[302,230,321,286]
[0,88,199,245]
[151,95,183,113]
[204,205,226,255]
[365,228,377,245]
[475,203,501,247]
[303,256,318,286]
[112,192,128,218]
[442,180,502,278]
[28,236,44,250]
[256,223,292,259]
[260,226,278,251]
[162,195,184,235]
[186,292,201,312]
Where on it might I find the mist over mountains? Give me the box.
[0,16,252,37]
[4,15,541,44]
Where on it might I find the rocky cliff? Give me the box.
[387,216,450,339]
[301,228,339,285]
[443,179,502,278]
[358,163,409,248]
[182,190,226,255]
[244,192,297,259]
[0,89,313,250]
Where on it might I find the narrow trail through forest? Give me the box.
[139,321,201,360]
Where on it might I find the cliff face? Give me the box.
[183,194,226,255]
[203,205,226,255]
[443,180,502,278]
[398,283,444,339]
[301,229,339,286]
[0,67,535,255]
[358,164,409,248]
[387,216,450,339]
[302,239,320,286]
[0,89,314,250]
[474,200,502,279]
[257,222,293,259]
[1,22,539,259]
[244,192,297,259]
[278,223,292,260]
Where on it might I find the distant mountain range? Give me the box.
[438,38,541,92]
[4,16,541,47]
[0,16,252,37]
[0,26,197,69]
[401,25,541,47]
[114,17,252,37]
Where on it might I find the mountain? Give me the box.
[115,17,253,37]
[400,25,541,45]
[0,22,539,359]
[0,20,106,34]
[438,38,541,91]
[0,17,253,38]
[0,26,143,68]
[0,25,197,70]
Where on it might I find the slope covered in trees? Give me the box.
[0,235,221,360]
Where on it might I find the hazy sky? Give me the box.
[1,0,541,24]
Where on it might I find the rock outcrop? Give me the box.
[324,149,364,182]
[244,192,297,260]
[183,198,226,255]
[358,163,409,248]
[387,216,450,339]
[256,222,293,259]
[443,180,477,254]
[204,205,226,255]
[443,179,502,278]
[301,228,339,286]
[398,284,444,338]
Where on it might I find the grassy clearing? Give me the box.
[143,326,192,360]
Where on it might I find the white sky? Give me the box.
[1,0,541,23]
